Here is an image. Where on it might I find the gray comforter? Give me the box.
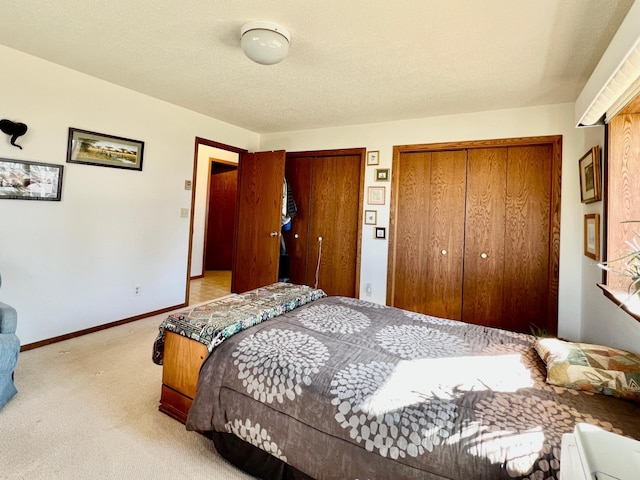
[186,296,640,479]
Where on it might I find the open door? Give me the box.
[232,150,286,293]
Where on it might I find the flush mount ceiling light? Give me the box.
[240,21,290,65]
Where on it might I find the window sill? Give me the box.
[597,284,640,322]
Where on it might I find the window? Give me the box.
[603,93,640,319]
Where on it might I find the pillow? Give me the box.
[534,337,640,402]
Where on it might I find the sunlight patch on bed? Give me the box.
[466,426,545,477]
[360,354,534,415]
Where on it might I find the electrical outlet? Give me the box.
[180,207,189,218]
[134,285,141,296]
[184,180,192,190]
[365,283,372,296]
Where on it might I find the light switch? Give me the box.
[180,208,189,218]
[184,180,192,190]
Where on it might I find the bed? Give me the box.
[153,283,640,479]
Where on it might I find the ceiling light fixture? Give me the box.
[240,21,290,65]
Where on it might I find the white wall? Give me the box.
[260,103,640,346]
[190,146,239,277]
[0,45,259,345]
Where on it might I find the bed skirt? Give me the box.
[211,432,313,480]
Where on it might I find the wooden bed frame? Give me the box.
[159,331,208,423]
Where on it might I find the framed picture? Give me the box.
[0,157,63,201]
[375,168,390,182]
[367,150,380,166]
[364,210,377,225]
[375,227,386,239]
[584,213,600,260]
[579,146,601,203]
[67,128,144,171]
[367,186,385,205]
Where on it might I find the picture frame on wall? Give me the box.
[364,210,377,225]
[579,146,601,204]
[66,128,145,171]
[0,157,64,201]
[584,213,600,260]
[375,227,386,239]
[367,186,385,205]
[375,168,389,181]
[366,150,380,166]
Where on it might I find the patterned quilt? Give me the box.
[152,283,326,365]
[186,296,640,480]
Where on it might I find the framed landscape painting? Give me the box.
[66,128,144,171]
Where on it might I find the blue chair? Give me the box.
[0,274,19,410]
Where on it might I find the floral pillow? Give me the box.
[535,337,640,402]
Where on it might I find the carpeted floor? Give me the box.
[0,309,254,480]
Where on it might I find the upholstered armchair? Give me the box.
[0,274,19,410]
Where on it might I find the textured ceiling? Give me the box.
[0,0,634,133]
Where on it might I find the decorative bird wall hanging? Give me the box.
[0,119,28,149]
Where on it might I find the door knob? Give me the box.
[481,253,488,259]
[294,233,299,239]
[441,249,447,255]
[270,231,279,237]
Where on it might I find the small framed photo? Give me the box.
[364,210,377,225]
[367,150,380,166]
[367,186,385,205]
[67,128,144,171]
[375,168,390,182]
[579,146,601,203]
[584,213,600,260]
[375,227,386,239]
[0,157,64,201]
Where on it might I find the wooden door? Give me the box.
[205,164,237,270]
[390,150,467,319]
[388,137,561,334]
[232,150,286,293]
[462,148,507,327]
[423,151,467,319]
[283,157,312,285]
[389,152,432,312]
[501,145,552,333]
[307,153,362,297]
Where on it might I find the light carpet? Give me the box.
[0,311,254,480]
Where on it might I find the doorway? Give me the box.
[186,137,247,305]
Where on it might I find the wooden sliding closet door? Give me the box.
[284,149,364,297]
[284,157,312,286]
[307,154,361,297]
[425,151,467,319]
[392,150,467,319]
[388,137,561,335]
[501,145,552,333]
[391,152,432,313]
[462,148,507,327]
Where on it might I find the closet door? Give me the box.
[501,145,552,333]
[462,148,507,327]
[232,150,286,293]
[423,150,467,319]
[389,138,560,334]
[391,150,467,319]
[462,145,553,332]
[307,153,362,297]
[390,152,432,312]
[283,157,312,285]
